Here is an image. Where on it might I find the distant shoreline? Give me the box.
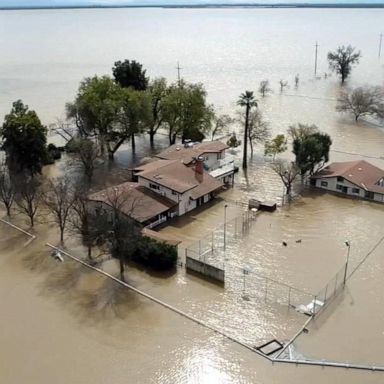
[1,3,384,11]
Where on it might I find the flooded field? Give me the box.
[1,6,384,383]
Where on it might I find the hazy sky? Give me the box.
[1,0,384,6]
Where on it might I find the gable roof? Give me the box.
[88,182,177,224]
[156,140,228,165]
[313,160,384,193]
[134,159,223,198]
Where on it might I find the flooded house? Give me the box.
[155,140,236,185]
[89,148,224,229]
[311,160,384,203]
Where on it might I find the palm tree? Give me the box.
[237,91,258,169]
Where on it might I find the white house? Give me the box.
[89,155,224,229]
[155,140,236,185]
[311,160,384,203]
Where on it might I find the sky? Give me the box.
[1,0,384,6]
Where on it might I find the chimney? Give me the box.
[194,156,204,175]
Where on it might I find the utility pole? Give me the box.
[314,41,319,76]
[379,33,383,59]
[176,61,182,86]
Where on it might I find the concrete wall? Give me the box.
[314,177,384,203]
[186,256,225,283]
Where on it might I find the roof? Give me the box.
[88,182,177,223]
[156,140,228,165]
[312,160,384,193]
[141,228,182,247]
[135,159,223,198]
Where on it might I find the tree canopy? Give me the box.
[112,60,149,90]
[1,100,48,176]
[327,45,361,83]
[293,131,332,177]
[264,134,287,159]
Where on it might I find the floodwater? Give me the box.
[1,6,384,384]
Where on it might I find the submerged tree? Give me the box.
[238,91,258,169]
[279,80,288,92]
[14,177,42,227]
[147,77,168,147]
[44,176,76,243]
[327,45,361,84]
[67,76,122,159]
[264,134,287,160]
[336,86,384,122]
[293,131,332,178]
[287,123,318,141]
[112,60,149,91]
[210,113,234,140]
[271,160,300,198]
[0,164,15,216]
[70,186,109,260]
[162,81,212,145]
[118,87,152,150]
[1,100,48,176]
[69,138,100,183]
[258,80,272,97]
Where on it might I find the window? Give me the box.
[352,188,360,194]
[365,191,374,200]
[337,176,344,183]
[320,181,328,187]
[149,183,160,190]
[336,184,343,190]
[172,190,177,196]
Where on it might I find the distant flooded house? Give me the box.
[155,140,236,185]
[311,160,384,203]
[89,152,224,229]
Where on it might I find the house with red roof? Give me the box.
[311,160,384,203]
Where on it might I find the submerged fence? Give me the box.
[185,210,348,317]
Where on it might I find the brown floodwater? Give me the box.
[2,6,384,383]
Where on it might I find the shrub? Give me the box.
[134,237,177,270]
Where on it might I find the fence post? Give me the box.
[211,232,214,253]
[199,240,201,259]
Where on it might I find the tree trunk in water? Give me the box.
[5,205,11,216]
[87,246,92,260]
[249,137,254,158]
[60,228,64,244]
[30,215,34,227]
[119,257,125,281]
[242,105,249,169]
[108,151,114,160]
[149,131,155,148]
[131,133,136,150]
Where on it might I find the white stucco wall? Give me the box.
[314,177,384,203]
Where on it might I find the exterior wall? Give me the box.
[202,151,224,170]
[138,176,180,203]
[314,177,384,203]
[186,256,225,283]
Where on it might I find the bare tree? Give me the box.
[294,74,300,88]
[14,177,42,227]
[210,113,234,140]
[336,86,384,122]
[0,164,15,216]
[102,186,142,281]
[44,176,76,243]
[279,80,288,92]
[327,45,361,83]
[70,185,108,260]
[271,160,300,199]
[70,138,101,183]
[245,110,270,157]
[259,80,272,97]
[287,123,318,141]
